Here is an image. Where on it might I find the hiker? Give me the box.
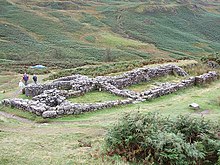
[19,80,25,92]
[33,74,37,84]
[23,73,29,86]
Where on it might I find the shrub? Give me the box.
[174,115,211,143]
[103,48,115,62]
[105,112,220,164]
[201,53,220,65]
[84,35,96,43]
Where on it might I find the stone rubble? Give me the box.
[1,64,219,118]
[207,61,220,69]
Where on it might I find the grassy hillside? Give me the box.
[1,2,220,163]
[0,0,220,68]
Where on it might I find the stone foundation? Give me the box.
[1,64,219,118]
[25,64,188,97]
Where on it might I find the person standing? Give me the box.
[23,73,29,86]
[18,80,25,94]
[33,74,37,84]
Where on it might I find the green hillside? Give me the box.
[0,0,220,65]
[0,1,220,164]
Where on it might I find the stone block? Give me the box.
[42,111,57,118]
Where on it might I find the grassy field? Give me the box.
[68,90,123,103]
[0,79,220,164]
[127,75,185,92]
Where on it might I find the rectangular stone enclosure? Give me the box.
[1,64,219,118]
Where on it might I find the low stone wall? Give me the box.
[98,82,140,99]
[2,98,49,116]
[24,81,72,97]
[102,64,188,89]
[25,64,188,97]
[32,89,66,107]
[141,77,196,100]
[1,97,134,118]
[25,74,93,97]
[1,64,219,119]
[195,71,219,85]
[53,98,134,117]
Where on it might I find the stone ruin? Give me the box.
[1,64,219,118]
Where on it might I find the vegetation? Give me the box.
[201,52,220,65]
[1,0,220,164]
[184,63,220,77]
[1,0,220,71]
[68,91,123,103]
[47,59,189,80]
[105,112,220,164]
[0,106,46,123]
[0,76,220,164]
[127,75,184,92]
[0,59,99,74]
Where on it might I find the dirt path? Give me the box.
[0,111,34,124]
[0,109,104,126]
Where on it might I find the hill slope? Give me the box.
[0,0,220,64]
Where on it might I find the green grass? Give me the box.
[47,59,196,80]
[101,3,220,57]
[68,90,123,103]
[98,32,147,48]
[55,79,220,122]
[0,106,45,122]
[0,0,147,64]
[127,75,184,92]
[0,73,22,100]
[5,79,219,123]
[0,126,103,165]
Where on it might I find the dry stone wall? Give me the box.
[97,64,188,89]
[25,74,93,97]
[1,96,134,118]
[2,98,49,116]
[25,64,188,97]
[195,71,219,85]
[1,64,219,118]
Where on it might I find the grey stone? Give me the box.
[42,111,57,118]
[207,61,220,69]
[189,103,200,110]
